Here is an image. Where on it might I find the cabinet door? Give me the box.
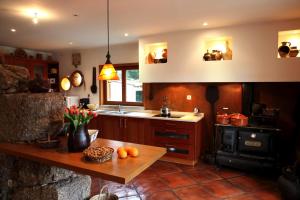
[124,117,144,144]
[32,62,48,80]
[99,115,123,141]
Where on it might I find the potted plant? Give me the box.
[64,105,97,152]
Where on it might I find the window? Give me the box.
[102,63,143,105]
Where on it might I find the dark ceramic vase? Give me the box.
[68,124,90,152]
[278,42,291,58]
[203,50,211,61]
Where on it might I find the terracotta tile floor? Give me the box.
[91,161,282,200]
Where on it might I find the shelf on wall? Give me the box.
[278,29,300,59]
[144,42,167,64]
[203,36,233,61]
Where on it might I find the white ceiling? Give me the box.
[0,0,300,51]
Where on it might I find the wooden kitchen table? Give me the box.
[0,138,166,184]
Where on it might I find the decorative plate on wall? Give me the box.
[70,70,84,87]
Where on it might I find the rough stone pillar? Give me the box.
[0,155,91,200]
[0,93,64,142]
[0,93,91,200]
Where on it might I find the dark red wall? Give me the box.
[144,83,242,154]
[143,82,300,163]
[253,83,300,163]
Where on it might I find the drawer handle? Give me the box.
[165,144,176,152]
[165,129,177,133]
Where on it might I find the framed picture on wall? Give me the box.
[72,53,81,67]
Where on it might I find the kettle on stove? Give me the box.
[160,96,171,117]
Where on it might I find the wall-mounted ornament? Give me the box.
[72,53,81,68]
[90,67,97,94]
[70,70,84,87]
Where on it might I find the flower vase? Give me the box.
[68,124,90,152]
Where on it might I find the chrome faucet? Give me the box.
[118,105,122,113]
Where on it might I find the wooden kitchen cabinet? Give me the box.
[4,54,60,91]
[90,115,147,144]
[99,115,123,141]
[88,114,203,165]
[100,115,145,143]
[5,55,49,80]
[123,117,146,144]
[150,119,203,165]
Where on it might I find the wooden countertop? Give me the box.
[0,139,166,184]
[95,110,204,123]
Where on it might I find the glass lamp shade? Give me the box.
[98,63,119,80]
[60,77,71,91]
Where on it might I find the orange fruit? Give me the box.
[128,147,139,157]
[117,147,125,154]
[124,146,133,152]
[118,149,127,159]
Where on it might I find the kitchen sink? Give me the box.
[104,110,130,115]
[152,114,184,118]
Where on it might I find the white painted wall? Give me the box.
[55,42,138,104]
[139,19,300,82]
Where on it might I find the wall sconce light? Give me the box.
[60,77,71,92]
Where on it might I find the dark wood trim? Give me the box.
[100,63,143,106]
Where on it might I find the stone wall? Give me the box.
[0,154,91,200]
[0,93,64,142]
[0,64,30,94]
[0,93,91,200]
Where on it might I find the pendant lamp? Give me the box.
[98,0,119,80]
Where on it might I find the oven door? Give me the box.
[221,127,238,153]
[238,130,272,156]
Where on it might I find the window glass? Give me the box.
[126,69,143,102]
[106,70,122,101]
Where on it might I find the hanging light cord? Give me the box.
[106,0,111,62]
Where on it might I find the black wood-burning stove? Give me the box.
[215,124,280,171]
[214,83,281,171]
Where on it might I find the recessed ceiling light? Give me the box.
[203,22,208,26]
[69,42,73,45]
[11,28,16,32]
[124,33,129,37]
[32,13,39,24]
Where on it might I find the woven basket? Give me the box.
[90,185,119,200]
[83,146,114,163]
